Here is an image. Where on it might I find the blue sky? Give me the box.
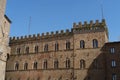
[6,0,120,42]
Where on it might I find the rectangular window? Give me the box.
[43,60,47,69]
[111,60,116,68]
[54,59,59,69]
[110,47,115,54]
[112,74,117,80]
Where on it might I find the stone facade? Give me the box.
[0,0,11,80]
[6,19,115,80]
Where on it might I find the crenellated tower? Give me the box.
[73,19,108,48]
[72,19,108,80]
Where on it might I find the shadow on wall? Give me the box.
[83,46,106,80]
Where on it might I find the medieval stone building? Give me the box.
[1,0,119,80]
[6,19,120,80]
[0,0,11,80]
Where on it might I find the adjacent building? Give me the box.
[0,0,11,80]
[101,42,120,80]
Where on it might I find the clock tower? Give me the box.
[0,0,11,80]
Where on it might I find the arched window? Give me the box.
[16,48,21,54]
[33,61,38,69]
[93,39,98,48]
[55,42,59,51]
[44,44,48,52]
[43,59,47,69]
[80,40,85,48]
[80,59,85,69]
[66,41,70,50]
[15,61,19,70]
[24,62,28,70]
[66,58,70,68]
[54,59,59,69]
[26,47,29,54]
[35,46,39,53]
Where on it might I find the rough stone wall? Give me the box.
[72,30,107,80]
[0,17,10,80]
[0,0,11,80]
[6,35,74,80]
[6,20,109,80]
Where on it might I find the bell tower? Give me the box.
[0,0,11,80]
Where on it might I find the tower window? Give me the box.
[66,41,70,50]
[93,39,98,48]
[55,42,59,51]
[16,48,21,54]
[33,61,38,69]
[26,47,29,54]
[110,47,115,53]
[80,59,85,69]
[15,61,19,70]
[54,59,59,69]
[43,59,47,69]
[112,73,117,80]
[44,44,48,52]
[80,40,85,48]
[35,46,39,53]
[24,62,28,70]
[66,58,70,68]
[111,60,116,68]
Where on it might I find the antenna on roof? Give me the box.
[97,0,105,19]
[101,4,104,19]
[28,16,31,35]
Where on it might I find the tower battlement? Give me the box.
[73,19,106,28]
[10,19,108,43]
[72,19,108,36]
